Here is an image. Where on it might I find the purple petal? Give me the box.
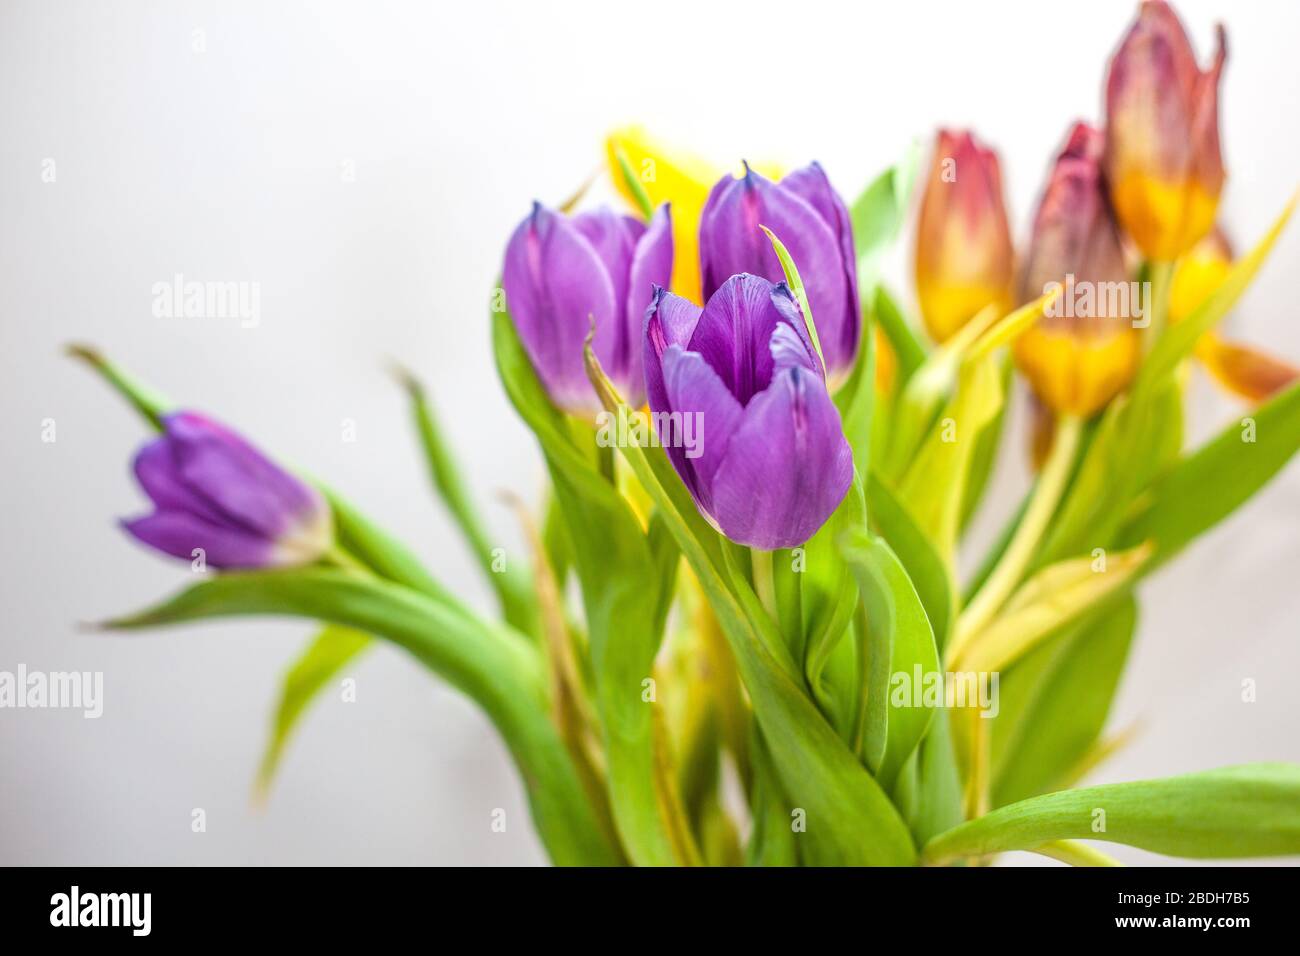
[121,512,277,569]
[780,163,860,372]
[644,286,704,418]
[708,365,853,550]
[699,167,854,375]
[686,273,788,406]
[658,345,745,513]
[621,204,673,406]
[163,412,325,541]
[503,203,618,411]
[133,438,231,527]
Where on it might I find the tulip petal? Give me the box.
[780,162,860,366]
[133,437,231,527]
[622,205,674,405]
[644,286,704,417]
[687,273,792,406]
[504,203,619,411]
[658,345,745,512]
[1197,334,1300,404]
[700,168,852,372]
[708,365,853,550]
[122,511,277,568]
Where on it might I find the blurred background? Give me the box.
[1,0,1296,866]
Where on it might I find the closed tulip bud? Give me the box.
[1014,123,1140,417]
[643,274,852,550]
[503,202,673,412]
[1104,0,1226,261]
[914,129,1014,343]
[698,163,859,379]
[122,412,332,569]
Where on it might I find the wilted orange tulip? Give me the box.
[914,129,1013,343]
[1170,230,1299,402]
[1013,123,1140,417]
[1104,0,1226,261]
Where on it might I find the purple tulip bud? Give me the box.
[503,202,673,412]
[644,274,853,550]
[121,412,332,569]
[698,163,859,379]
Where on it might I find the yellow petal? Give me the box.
[1012,323,1141,417]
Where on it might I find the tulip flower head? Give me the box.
[914,129,1014,343]
[643,274,853,551]
[122,412,332,569]
[1013,123,1141,418]
[698,163,860,380]
[1104,0,1226,261]
[504,202,673,412]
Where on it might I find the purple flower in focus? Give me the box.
[504,202,673,412]
[699,163,859,379]
[644,274,853,551]
[122,412,332,569]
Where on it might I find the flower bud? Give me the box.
[1013,123,1140,417]
[1104,0,1226,260]
[643,274,852,550]
[503,202,673,412]
[122,412,332,569]
[914,129,1014,343]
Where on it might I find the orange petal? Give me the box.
[1196,333,1300,403]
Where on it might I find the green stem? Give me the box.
[948,413,1083,665]
[750,548,779,625]
[1144,259,1176,348]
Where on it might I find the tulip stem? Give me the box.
[948,413,1083,665]
[1145,260,1176,346]
[322,544,375,578]
[750,548,779,625]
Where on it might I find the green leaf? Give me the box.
[959,354,1012,533]
[991,597,1137,807]
[321,486,452,601]
[834,301,876,477]
[867,471,955,652]
[67,343,168,430]
[1136,194,1295,396]
[255,625,371,796]
[872,286,927,386]
[105,567,620,866]
[897,353,1005,563]
[584,344,916,866]
[395,367,537,635]
[923,763,1300,863]
[761,225,826,373]
[1120,379,1300,566]
[493,310,695,866]
[611,143,654,221]
[1035,381,1181,568]
[843,530,940,792]
[910,708,964,846]
[849,142,921,306]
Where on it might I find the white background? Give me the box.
[1,0,1296,866]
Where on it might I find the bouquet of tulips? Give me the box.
[79,1,1300,866]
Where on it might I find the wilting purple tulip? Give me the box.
[122,412,332,569]
[698,163,859,380]
[644,274,853,550]
[503,202,672,412]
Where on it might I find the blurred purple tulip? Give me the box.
[698,163,859,379]
[503,202,672,412]
[644,273,853,550]
[122,412,332,569]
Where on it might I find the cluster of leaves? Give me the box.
[84,156,1300,866]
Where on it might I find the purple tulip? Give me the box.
[644,274,853,550]
[122,412,332,569]
[698,163,859,379]
[503,202,673,412]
